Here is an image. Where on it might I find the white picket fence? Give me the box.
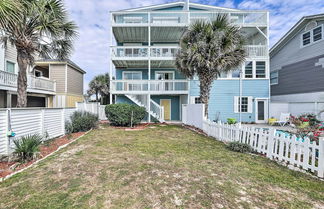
[0,102,107,156]
[183,104,324,178]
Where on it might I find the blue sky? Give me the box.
[63,0,324,92]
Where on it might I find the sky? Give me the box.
[63,0,324,93]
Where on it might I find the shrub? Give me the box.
[105,104,146,126]
[227,142,252,153]
[13,134,43,162]
[227,118,237,124]
[65,111,98,133]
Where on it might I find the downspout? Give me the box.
[239,69,242,123]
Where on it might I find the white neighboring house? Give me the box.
[270,14,324,119]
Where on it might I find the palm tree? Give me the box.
[87,73,110,104]
[0,0,77,107]
[176,15,246,117]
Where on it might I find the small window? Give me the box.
[244,61,253,78]
[231,69,241,78]
[194,97,201,104]
[255,61,266,78]
[302,32,311,46]
[6,61,15,73]
[35,70,43,77]
[234,96,252,113]
[219,71,228,78]
[270,71,279,85]
[240,97,248,113]
[313,26,322,42]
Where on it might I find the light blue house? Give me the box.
[109,1,270,123]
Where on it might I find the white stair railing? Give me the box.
[150,99,164,122]
[125,94,164,122]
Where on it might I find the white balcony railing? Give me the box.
[111,80,189,93]
[112,11,268,26]
[111,45,267,59]
[243,45,268,57]
[0,70,56,92]
[111,46,180,59]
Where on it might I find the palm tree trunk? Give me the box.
[199,77,213,118]
[95,91,98,102]
[16,50,29,108]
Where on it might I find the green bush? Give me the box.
[105,104,146,127]
[65,111,98,133]
[227,118,237,124]
[13,134,43,162]
[227,142,252,153]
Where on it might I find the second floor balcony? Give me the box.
[0,70,56,94]
[111,45,268,65]
[111,79,189,94]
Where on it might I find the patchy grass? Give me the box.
[0,124,323,208]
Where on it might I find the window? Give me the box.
[191,96,201,104]
[255,61,266,78]
[302,25,323,47]
[270,71,279,85]
[244,61,253,78]
[302,32,311,46]
[219,72,228,78]
[231,69,241,78]
[6,61,15,73]
[35,70,43,77]
[313,26,322,42]
[123,71,142,80]
[234,96,252,113]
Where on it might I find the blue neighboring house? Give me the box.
[109,1,270,123]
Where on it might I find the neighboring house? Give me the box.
[0,43,86,108]
[270,14,324,119]
[109,1,270,123]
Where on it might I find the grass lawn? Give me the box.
[0,124,323,209]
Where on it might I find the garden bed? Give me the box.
[0,132,85,179]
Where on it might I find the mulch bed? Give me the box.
[0,132,85,179]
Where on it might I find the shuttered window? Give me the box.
[313,26,322,42]
[234,96,253,113]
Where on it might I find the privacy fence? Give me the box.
[182,104,324,178]
[0,102,107,156]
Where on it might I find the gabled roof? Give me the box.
[270,13,324,57]
[113,1,240,12]
[35,59,86,74]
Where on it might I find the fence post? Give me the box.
[318,137,324,178]
[217,121,222,140]
[266,128,276,159]
[5,109,10,155]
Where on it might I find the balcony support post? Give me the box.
[147,94,151,123]
[6,92,12,108]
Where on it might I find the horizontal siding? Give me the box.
[50,64,66,93]
[271,54,324,95]
[44,109,64,138]
[64,108,76,122]
[67,66,83,95]
[0,110,8,155]
[190,79,270,122]
[5,43,17,62]
[271,20,324,71]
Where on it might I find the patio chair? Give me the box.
[273,113,290,126]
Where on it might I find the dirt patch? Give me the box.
[0,132,85,178]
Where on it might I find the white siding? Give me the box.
[44,109,63,138]
[0,110,8,155]
[0,43,5,71]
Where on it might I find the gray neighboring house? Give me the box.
[270,14,324,119]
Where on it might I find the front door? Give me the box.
[160,99,171,121]
[255,99,268,123]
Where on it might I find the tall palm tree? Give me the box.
[176,15,246,117]
[87,73,110,104]
[0,0,77,107]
